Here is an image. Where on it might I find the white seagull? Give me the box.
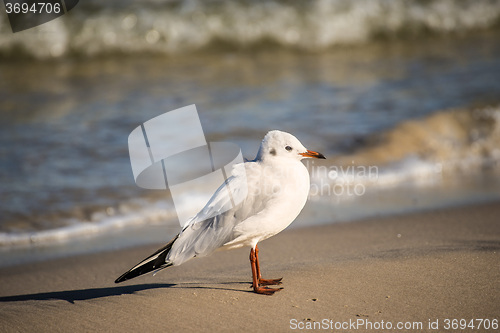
[115,130,325,295]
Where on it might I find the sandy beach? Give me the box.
[2,1,500,332]
[0,201,498,332]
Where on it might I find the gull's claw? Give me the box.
[254,286,283,295]
[259,277,283,286]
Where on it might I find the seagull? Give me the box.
[115,130,325,295]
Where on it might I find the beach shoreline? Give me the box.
[0,201,498,332]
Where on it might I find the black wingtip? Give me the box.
[114,235,178,284]
[115,262,173,284]
[115,269,135,284]
[115,275,128,284]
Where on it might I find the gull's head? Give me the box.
[256,130,326,162]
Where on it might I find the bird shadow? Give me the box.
[0,281,254,304]
[0,283,174,304]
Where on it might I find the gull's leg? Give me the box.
[250,247,281,295]
[255,244,282,286]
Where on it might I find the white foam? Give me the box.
[0,199,177,247]
[1,0,500,58]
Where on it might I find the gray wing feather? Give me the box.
[166,162,263,265]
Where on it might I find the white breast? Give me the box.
[223,159,311,249]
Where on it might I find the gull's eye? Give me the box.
[285,145,292,151]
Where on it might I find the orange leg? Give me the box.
[250,245,282,295]
[255,245,283,286]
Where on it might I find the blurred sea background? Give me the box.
[1,0,500,266]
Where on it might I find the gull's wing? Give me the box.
[165,162,266,265]
[115,162,267,282]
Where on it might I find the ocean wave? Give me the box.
[1,0,500,58]
[310,105,500,197]
[0,199,177,247]
[356,105,500,170]
[2,105,499,247]
[0,191,222,247]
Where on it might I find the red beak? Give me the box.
[299,149,326,159]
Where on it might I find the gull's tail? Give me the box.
[115,235,178,283]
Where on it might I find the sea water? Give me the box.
[1,0,500,266]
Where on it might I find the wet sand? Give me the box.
[0,201,498,332]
